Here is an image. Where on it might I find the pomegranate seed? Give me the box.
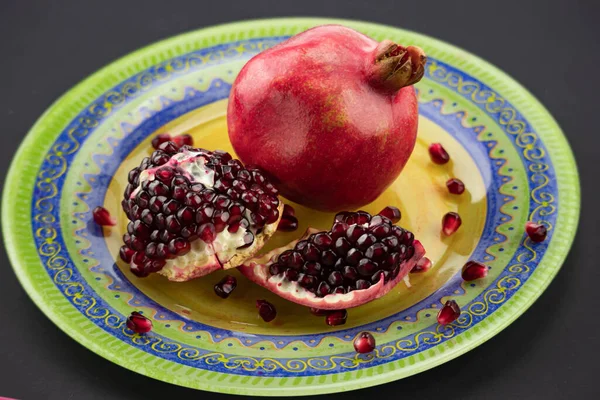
[168,238,191,256]
[256,299,277,322]
[304,262,323,277]
[446,178,465,194]
[355,211,371,225]
[353,332,376,353]
[346,225,367,243]
[330,221,348,239]
[429,143,450,164]
[442,212,462,236]
[282,204,296,218]
[411,256,432,273]
[356,279,371,290]
[126,311,152,333]
[313,232,333,249]
[144,259,166,272]
[310,307,329,316]
[357,259,377,277]
[285,269,299,281]
[345,248,364,266]
[119,246,134,263]
[92,206,116,226]
[525,222,547,242]
[461,261,488,281]
[437,300,461,325]
[151,133,171,149]
[158,141,179,154]
[277,215,298,232]
[302,243,320,261]
[334,237,352,256]
[155,167,175,185]
[343,265,358,280]
[317,281,331,297]
[334,212,349,222]
[377,206,401,223]
[198,223,216,243]
[214,275,237,298]
[298,273,318,289]
[325,309,347,326]
[365,243,388,261]
[328,271,343,286]
[173,134,193,147]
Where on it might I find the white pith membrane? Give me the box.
[239,228,426,310]
[129,149,282,282]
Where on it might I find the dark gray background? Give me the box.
[0,0,597,399]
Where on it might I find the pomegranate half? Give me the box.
[120,142,283,281]
[238,210,425,310]
[228,25,427,211]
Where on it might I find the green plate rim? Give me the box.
[2,17,580,396]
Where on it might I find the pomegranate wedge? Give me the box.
[121,142,283,281]
[239,210,425,310]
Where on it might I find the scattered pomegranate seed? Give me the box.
[325,309,348,326]
[151,133,172,149]
[173,134,194,147]
[126,311,153,333]
[283,204,296,218]
[256,299,277,322]
[93,206,116,226]
[525,222,547,243]
[411,256,432,273]
[437,300,461,325]
[214,275,237,298]
[461,261,488,281]
[353,332,376,353]
[446,178,465,195]
[442,212,462,236]
[429,143,450,164]
[278,215,298,232]
[378,206,401,223]
[310,307,329,316]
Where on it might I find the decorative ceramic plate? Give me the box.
[2,18,579,396]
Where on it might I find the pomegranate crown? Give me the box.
[368,40,427,94]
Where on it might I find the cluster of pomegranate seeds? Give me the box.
[92,206,116,226]
[325,309,348,326]
[446,178,465,195]
[353,332,376,353]
[256,299,277,322]
[429,143,450,165]
[277,204,298,232]
[151,133,193,149]
[120,141,280,277]
[525,222,547,243]
[126,311,153,333]
[442,212,462,236]
[437,300,461,325]
[268,208,415,296]
[214,275,237,298]
[461,261,488,281]
[411,256,432,273]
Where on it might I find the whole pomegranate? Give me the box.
[228,25,427,211]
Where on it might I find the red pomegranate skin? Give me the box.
[228,25,424,211]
